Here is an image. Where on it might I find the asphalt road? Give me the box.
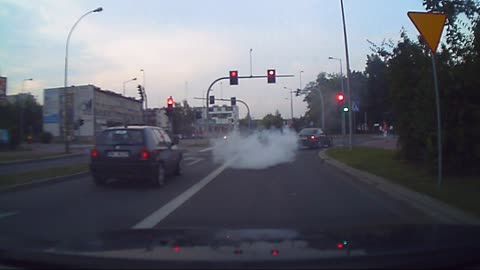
[0,147,435,248]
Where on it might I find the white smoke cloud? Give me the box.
[211,129,298,170]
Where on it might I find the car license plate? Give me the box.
[107,151,129,158]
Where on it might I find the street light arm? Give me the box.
[63,7,102,153]
[65,10,95,88]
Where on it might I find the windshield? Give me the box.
[1,0,479,268]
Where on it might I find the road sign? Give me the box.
[408,11,446,188]
[407,12,447,53]
[352,101,360,112]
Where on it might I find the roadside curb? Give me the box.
[0,171,89,194]
[318,150,480,225]
[0,152,85,166]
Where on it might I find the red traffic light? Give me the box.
[229,70,238,85]
[167,97,174,105]
[267,69,276,84]
[336,94,345,102]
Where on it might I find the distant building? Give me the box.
[145,108,170,131]
[208,105,239,126]
[7,93,34,104]
[43,85,143,142]
[190,105,239,135]
[0,77,6,103]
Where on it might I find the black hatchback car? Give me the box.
[298,128,333,149]
[89,126,183,187]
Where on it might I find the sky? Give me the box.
[0,0,425,119]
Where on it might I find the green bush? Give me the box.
[40,132,53,144]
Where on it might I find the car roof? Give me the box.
[301,128,323,132]
[105,125,157,130]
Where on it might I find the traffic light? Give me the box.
[229,70,238,85]
[267,69,276,84]
[343,106,349,112]
[336,93,345,103]
[296,89,301,96]
[137,85,144,101]
[209,95,215,105]
[167,96,174,111]
[231,97,236,106]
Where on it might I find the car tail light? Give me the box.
[140,147,150,160]
[91,148,99,158]
[310,135,316,140]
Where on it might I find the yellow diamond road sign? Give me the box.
[408,11,447,53]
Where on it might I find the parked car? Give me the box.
[90,126,183,187]
[298,128,333,149]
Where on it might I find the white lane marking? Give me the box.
[133,161,231,229]
[183,157,196,161]
[198,147,214,153]
[186,158,203,166]
[0,211,18,220]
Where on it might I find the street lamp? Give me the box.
[339,0,353,150]
[299,71,304,90]
[22,78,33,93]
[123,78,137,96]
[63,7,103,153]
[283,86,294,120]
[329,56,346,146]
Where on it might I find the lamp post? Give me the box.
[283,87,294,120]
[122,78,137,96]
[339,0,353,149]
[299,70,304,90]
[63,7,103,153]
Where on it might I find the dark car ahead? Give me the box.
[89,126,183,187]
[298,128,333,149]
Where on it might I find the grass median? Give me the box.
[326,147,480,217]
[0,164,89,189]
[0,152,66,162]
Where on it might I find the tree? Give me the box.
[0,94,42,144]
[171,100,195,135]
[364,54,391,126]
[261,111,284,129]
[378,0,480,174]
[303,72,367,133]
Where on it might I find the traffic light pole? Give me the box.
[205,74,294,137]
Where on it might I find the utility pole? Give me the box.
[249,49,253,77]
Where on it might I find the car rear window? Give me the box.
[299,128,321,135]
[97,129,144,145]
